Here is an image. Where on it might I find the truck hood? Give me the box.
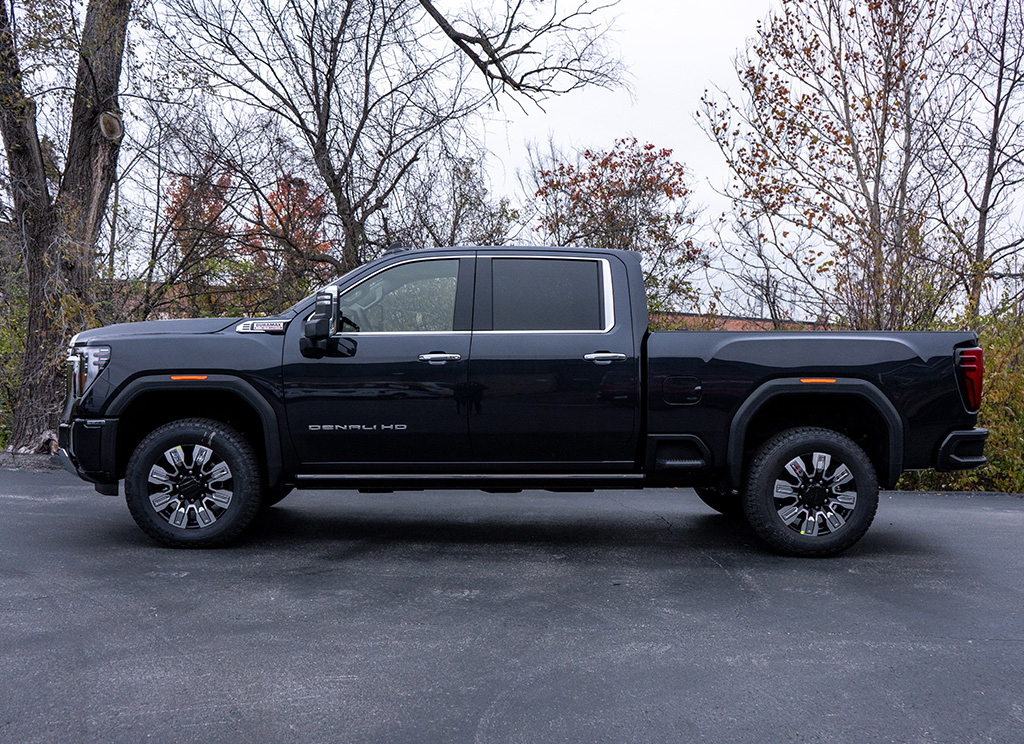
[71,318,242,344]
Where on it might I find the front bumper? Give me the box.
[58,418,119,490]
[936,427,988,471]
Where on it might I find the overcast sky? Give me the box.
[482,0,776,211]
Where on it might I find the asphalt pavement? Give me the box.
[1,466,1023,743]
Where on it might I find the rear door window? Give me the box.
[491,258,607,331]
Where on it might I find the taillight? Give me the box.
[956,347,984,412]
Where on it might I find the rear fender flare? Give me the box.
[726,378,904,489]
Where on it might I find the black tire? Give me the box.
[695,487,744,519]
[124,418,263,548]
[742,427,879,557]
[261,485,294,510]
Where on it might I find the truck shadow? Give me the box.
[246,508,752,550]
[235,491,923,559]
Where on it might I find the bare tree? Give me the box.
[711,210,822,328]
[928,0,1024,321]
[159,0,621,272]
[700,0,963,330]
[523,137,707,312]
[1,0,131,450]
[106,101,339,320]
[0,0,620,448]
[383,145,522,248]
[419,0,619,95]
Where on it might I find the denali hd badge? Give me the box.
[309,424,408,431]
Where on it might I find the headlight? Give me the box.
[67,345,110,398]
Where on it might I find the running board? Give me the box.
[294,473,645,491]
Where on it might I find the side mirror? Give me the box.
[300,287,338,358]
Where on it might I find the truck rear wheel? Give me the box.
[743,427,878,557]
[124,418,262,547]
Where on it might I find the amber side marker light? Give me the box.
[170,375,209,381]
[800,378,836,384]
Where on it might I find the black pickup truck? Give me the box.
[59,246,987,555]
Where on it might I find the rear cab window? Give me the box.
[479,256,614,332]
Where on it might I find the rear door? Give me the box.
[467,253,639,467]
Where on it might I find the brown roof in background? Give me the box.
[652,312,831,331]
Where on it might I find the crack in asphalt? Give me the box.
[608,496,675,534]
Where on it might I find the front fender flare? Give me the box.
[106,374,285,488]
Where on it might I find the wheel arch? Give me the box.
[107,375,284,487]
[727,378,904,490]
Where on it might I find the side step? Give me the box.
[648,435,712,472]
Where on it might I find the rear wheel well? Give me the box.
[114,390,268,481]
[741,394,891,485]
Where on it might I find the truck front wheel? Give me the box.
[743,427,878,557]
[124,418,263,547]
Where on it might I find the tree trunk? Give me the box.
[968,0,1012,324]
[0,0,132,451]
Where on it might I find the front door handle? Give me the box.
[418,352,462,365]
[583,352,627,365]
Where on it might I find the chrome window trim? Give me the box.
[473,328,613,336]
[332,331,472,337]
[481,254,614,333]
[310,253,616,335]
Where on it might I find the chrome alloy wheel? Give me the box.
[146,444,233,529]
[772,451,857,537]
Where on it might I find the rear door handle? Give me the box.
[418,352,462,365]
[583,352,627,365]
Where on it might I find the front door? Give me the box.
[283,256,474,468]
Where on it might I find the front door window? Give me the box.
[339,259,459,333]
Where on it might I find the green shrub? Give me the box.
[899,308,1024,493]
[0,283,25,451]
